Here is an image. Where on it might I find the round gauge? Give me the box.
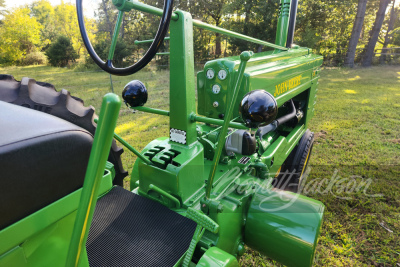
[218,69,227,80]
[206,69,215,79]
[212,84,221,94]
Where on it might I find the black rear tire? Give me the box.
[0,74,128,186]
[274,129,314,193]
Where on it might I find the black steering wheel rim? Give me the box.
[76,0,174,76]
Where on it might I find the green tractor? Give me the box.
[0,0,324,266]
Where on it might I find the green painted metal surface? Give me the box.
[0,170,113,266]
[183,208,220,266]
[156,52,170,56]
[108,11,124,60]
[197,48,322,120]
[66,93,121,267]
[169,10,197,146]
[192,20,287,51]
[190,115,248,130]
[137,138,205,206]
[134,37,170,45]
[125,1,324,264]
[196,247,239,267]
[132,105,170,116]
[275,0,291,48]
[205,51,251,199]
[114,0,179,20]
[245,189,325,267]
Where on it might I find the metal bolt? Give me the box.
[213,101,219,108]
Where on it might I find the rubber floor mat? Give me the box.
[86,186,197,267]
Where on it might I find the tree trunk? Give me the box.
[344,0,368,68]
[101,0,113,39]
[215,19,221,57]
[243,3,251,36]
[379,0,397,64]
[121,14,125,39]
[362,0,391,67]
[336,41,342,65]
[215,33,221,57]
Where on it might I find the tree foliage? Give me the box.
[30,0,57,49]
[0,0,6,17]
[0,8,42,64]
[46,35,78,67]
[91,39,131,66]
[392,6,400,46]
[0,0,398,67]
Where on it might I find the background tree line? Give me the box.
[0,0,399,68]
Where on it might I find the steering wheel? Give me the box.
[76,0,174,76]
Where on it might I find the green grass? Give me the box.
[1,65,399,266]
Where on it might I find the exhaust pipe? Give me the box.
[286,0,299,48]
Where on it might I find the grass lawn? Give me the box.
[1,65,399,266]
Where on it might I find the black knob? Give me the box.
[239,90,278,128]
[122,80,148,107]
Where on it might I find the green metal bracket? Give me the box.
[205,51,252,199]
[65,94,121,267]
[193,20,288,51]
[126,1,287,51]
[108,11,124,60]
[132,106,170,116]
[94,118,152,165]
[190,114,248,130]
[148,184,180,208]
[182,208,219,267]
[134,37,170,45]
[114,0,179,20]
[113,132,153,165]
[130,107,249,131]
[156,52,170,56]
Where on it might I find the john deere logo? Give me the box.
[274,75,302,97]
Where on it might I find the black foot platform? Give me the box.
[86,186,197,267]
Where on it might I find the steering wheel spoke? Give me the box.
[108,11,124,63]
[77,0,174,76]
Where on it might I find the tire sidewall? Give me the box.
[276,129,314,193]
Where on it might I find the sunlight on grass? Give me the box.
[115,116,159,135]
[378,96,390,101]
[344,89,357,94]
[322,121,336,131]
[115,121,139,134]
[361,99,370,104]
[347,75,360,81]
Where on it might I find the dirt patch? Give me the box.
[315,130,328,143]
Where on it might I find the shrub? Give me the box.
[84,39,131,68]
[20,52,48,66]
[46,36,78,67]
